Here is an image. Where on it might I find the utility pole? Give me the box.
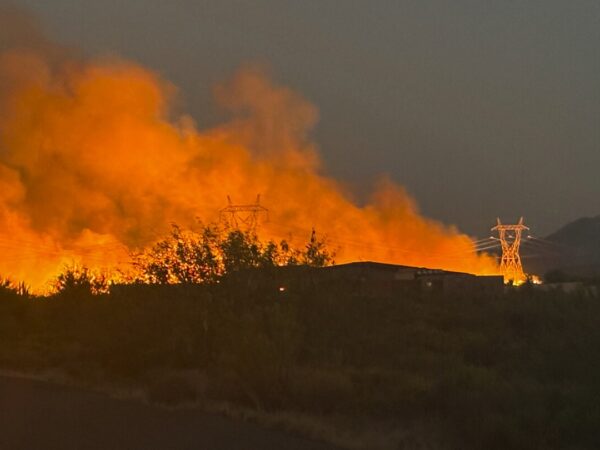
[219,195,269,232]
[491,217,529,284]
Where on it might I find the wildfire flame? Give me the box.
[0,9,499,291]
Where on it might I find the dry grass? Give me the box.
[137,368,446,450]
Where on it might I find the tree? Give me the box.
[219,230,264,273]
[134,224,222,284]
[302,228,335,267]
[134,224,335,284]
[54,265,108,295]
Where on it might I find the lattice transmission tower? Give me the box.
[219,195,269,232]
[491,217,529,284]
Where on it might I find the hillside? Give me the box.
[523,215,600,279]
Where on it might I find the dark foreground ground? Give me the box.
[2,279,600,449]
[0,376,334,450]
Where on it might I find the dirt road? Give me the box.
[0,375,335,450]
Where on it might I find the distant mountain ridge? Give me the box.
[545,215,600,251]
[523,215,600,279]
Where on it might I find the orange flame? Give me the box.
[0,37,498,291]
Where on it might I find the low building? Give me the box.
[112,261,505,299]
[313,261,504,297]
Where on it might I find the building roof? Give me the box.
[320,261,471,277]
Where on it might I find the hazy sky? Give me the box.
[9,0,600,236]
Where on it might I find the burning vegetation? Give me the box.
[132,225,335,286]
[0,8,498,291]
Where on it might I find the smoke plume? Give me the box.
[0,7,498,289]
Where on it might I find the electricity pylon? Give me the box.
[491,217,529,284]
[219,195,269,232]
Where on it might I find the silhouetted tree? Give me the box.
[302,228,335,267]
[54,265,108,295]
[219,230,264,273]
[134,224,222,284]
[135,224,335,283]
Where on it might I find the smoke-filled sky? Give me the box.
[5,0,600,236]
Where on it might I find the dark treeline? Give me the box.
[1,228,600,449]
[132,224,335,285]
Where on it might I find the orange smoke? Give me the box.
[0,20,498,290]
